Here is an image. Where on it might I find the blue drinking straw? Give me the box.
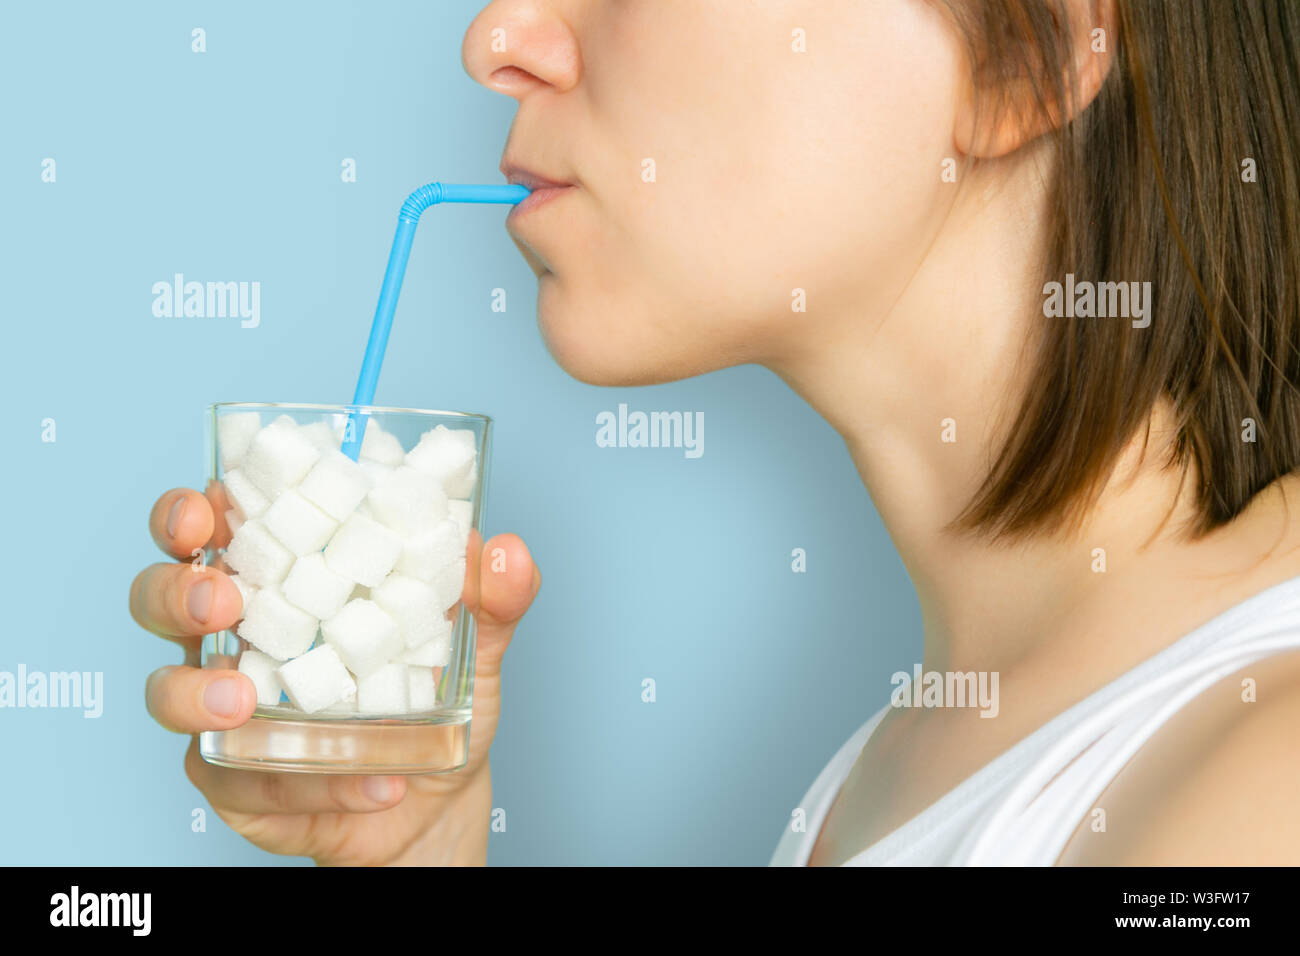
[341,182,530,459]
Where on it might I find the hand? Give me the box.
[129,485,541,865]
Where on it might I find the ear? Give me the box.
[954,0,1116,159]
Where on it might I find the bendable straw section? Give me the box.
[341,182,529,459]
[399,182,444,223]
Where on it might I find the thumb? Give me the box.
[460,531,541,679]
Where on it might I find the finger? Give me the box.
[206,479,236,550]
[184,744,408,814]
[150,488,216,561]
[146,664,258,733]
[129,563,244,643]
[466,533,541,678]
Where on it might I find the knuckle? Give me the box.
[145,666,180,724]
[128,573,145,626]
[128,568,159,630]
[166,671,193,715]
[143,667,161,715]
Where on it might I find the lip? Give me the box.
[507,184,573,221]
[501,161,576,222]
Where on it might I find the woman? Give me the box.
[130,0,1300,865]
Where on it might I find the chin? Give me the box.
[538,319,656,387]
[535,278,692,387]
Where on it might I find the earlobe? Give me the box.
[954,91,1047,159]
[952,0,1116,160]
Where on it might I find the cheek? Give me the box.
[725,7,964,315]
[569,4,799,355]
[600,2,961,320]
[540,0,964,380]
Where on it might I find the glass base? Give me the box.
[199,712,471,774]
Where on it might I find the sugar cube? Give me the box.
[394,517,463,585]
[397,622,452,668]
[263,489,339,556]
[300,420,337,451]
[407,666,438,712]
[334,420,405,466]
[298,450,372,522]
[371,573,446,649]
[405,426,478,497]
[237,586,319,660]
[358,460,393,487]
[277,644,357,714]
[323,512,402,587]
[218,411,262,471]
[450,460,477,500]
[223,519,296,588]
[321,693,357,715]
[366,466,448,533]
[321,598,402,676]
[222,468,270,520]
[360,426,406,466]
[432,557,468,612]
[356,663,409,714]
[447,499,473,540]
[238,648,285,707]
[282,552,355,620]
[243,419,322,498]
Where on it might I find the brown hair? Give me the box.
[942,0,1300,539]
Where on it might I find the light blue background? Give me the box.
[0,1,919,865]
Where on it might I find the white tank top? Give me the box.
[769,574,1300,866]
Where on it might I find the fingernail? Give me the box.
[362,776,393,803]
[203,677,243,718]
[187,578,214,624]
[166,496,188,539]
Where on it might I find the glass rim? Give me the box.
[208,401,492,424]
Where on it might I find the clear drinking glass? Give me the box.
[198,402,490,774]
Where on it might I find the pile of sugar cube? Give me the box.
[216,411,476,716]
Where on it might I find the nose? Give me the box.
[462,0,581,99]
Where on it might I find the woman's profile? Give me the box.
[132,0,1300,865]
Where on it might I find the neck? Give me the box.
[764,159,1300,690]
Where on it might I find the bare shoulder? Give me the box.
[1058,645,1300,865]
